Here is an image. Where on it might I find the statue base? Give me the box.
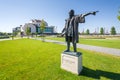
[61,52,82,75]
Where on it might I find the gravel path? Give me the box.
[35,38,120,56]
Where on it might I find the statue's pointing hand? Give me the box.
[93,11,99,15]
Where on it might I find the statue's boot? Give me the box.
[73,42,77,52]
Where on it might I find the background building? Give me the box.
[22,19,56,35]
[13,19,57,36]
[12,25,22,36]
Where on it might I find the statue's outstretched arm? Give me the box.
[82,11,99,17]
[61,27,65,35]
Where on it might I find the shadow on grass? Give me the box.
[80,66,120,80]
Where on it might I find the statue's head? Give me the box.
[69,9,74,19]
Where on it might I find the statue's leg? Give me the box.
[64,37,70,52]
[67,41,70,51]
[73,42,77,52]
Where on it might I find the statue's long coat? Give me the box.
[63,14,85,43]
[63,18,71,42]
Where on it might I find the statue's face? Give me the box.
[69,10,74,19]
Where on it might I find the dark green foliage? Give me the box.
[0,32,10,39]
[25,26,31,38]
[86,29,90,35]
[100,27,104,35]
[0,36,9,39]
[110,26,116,35]
[117,9,120,21]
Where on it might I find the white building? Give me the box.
[22,19,55,35]
[12,19,56,36]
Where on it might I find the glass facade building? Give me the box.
[36,26,54,34]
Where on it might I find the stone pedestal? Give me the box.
[61,52,82,75]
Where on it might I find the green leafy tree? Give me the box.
[12,32,16,40]
[110,26,116,35]
[35,32,38,38]
[40,19,45,42]
[12,31,18,40]
[117,8,120,21]
[86,29,90,35]
[25,26,31,39]
[100,27,104,35]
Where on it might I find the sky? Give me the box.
[0,0,120,33]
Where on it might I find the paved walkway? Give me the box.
[1,38,120,56]
[35,38,120,56]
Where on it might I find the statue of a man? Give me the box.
[62,9,98,52]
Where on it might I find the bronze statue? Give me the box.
[62,9,98,52]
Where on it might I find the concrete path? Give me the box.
[35,38,120,56]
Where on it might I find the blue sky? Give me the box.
[0,0,120,33]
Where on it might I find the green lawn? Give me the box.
[46,37,120,49]
[80,39,120,49]
[0,39,120,80]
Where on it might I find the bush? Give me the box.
[0,36,10,39]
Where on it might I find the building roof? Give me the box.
[31,19,41,23]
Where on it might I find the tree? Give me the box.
[110,26,116,35]
[12,30,18,40]
[86,29,90,35]
[117,8,120,21]
[35,26,39,38]
[12,31,16,40]
[25,26,31,39]
[100,27,104,35]
[40,19,45,42]
[35,32,38,38]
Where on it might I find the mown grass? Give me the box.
[46,37,120,49]
[0,39,120,80]
[80,38,120,49]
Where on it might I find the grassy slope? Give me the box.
[0,39,120,80]
[46,37,120,49]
